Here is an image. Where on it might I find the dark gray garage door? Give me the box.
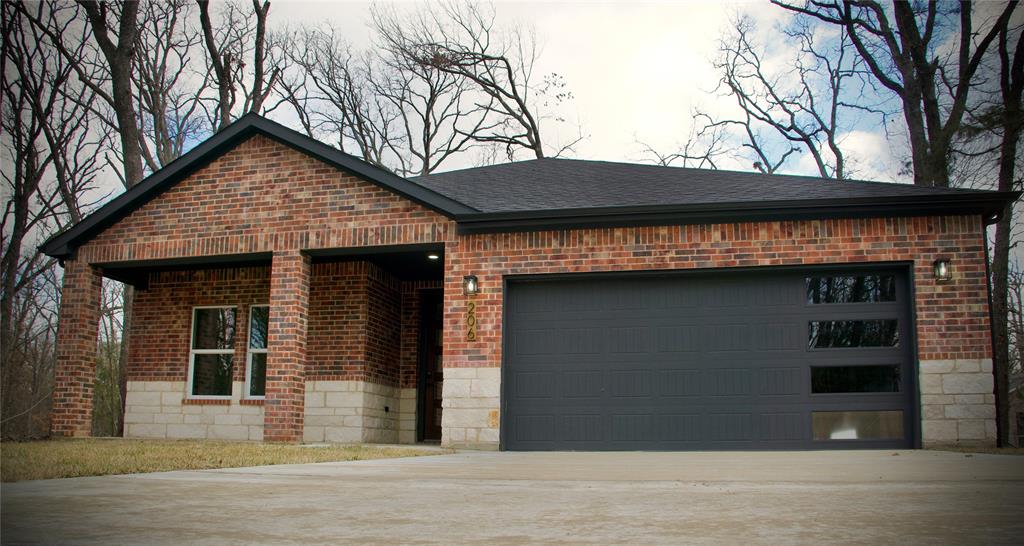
[503,268,916,450]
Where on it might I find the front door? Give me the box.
[419,290,444,441]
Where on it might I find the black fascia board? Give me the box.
[453,191,1021,234]
[40,114,477,260]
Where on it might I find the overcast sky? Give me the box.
[271,0,909,182]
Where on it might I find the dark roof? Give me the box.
[413,158,1017,233]
[413,158,997,212]
[40,114,477,259]
[41,114,1018,259]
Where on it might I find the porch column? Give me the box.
[264,251,309,442]
[52,258,103,437]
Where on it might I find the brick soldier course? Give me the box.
[43,114,1016,449]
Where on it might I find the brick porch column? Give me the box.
[52,258,103,437]
[264,251,309,442]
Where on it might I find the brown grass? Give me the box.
[1,438,444,482]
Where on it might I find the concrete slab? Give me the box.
[3,450,1023,544]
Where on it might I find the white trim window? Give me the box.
[245,305,269,398]
[187,306,237,398]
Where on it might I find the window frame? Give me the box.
[186,305,237,400]
[244,304,270,400]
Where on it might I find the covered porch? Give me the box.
[53,244,446,444]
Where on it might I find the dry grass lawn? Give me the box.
[1,438,443,482]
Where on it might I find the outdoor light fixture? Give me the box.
[427,253,440,261]
[933,259,952,283]
[463,275,479,296]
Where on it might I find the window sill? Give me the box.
[182,398,231,405]
[240,398,265,406]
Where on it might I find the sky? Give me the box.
[269,0,909,181]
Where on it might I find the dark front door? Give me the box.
[503,268,915,451]
[419,290,444,441]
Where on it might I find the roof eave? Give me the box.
[454,192,1021,234]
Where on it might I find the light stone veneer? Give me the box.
[398,388,417,444]
[124,381,264,441]
[441,367,500,450]
[303,381,401,443]
[920,359,997,445]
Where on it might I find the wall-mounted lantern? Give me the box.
[463,275,479,296]
[933,259,953,283]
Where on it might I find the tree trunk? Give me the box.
[992,208,1012,447]
[112,286,130,436]
[111,59,145,187]
[990,22,1023,448]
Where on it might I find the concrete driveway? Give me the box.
[3,450,1022,545]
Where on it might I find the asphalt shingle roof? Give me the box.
[413,158,992,213]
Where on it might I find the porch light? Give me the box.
[463,275,479,296]
[427,253,440,260]
[933,259,952,283]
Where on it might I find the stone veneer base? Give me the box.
[919,358,997,446]
[441,367,500,450]
[124,381,264,441]
[123,356,1000,450]
[303,380,403,444]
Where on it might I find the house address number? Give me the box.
[466,301,477,341]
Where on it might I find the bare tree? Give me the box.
[772,0,1018,187]
[281,26,398,168]
[1007,264,1024,379]
[1,1,107,438]
[34,0,144,438]
[718,16,890,177]
[134,0,207,170]
[373,2,578,161]
[990,13,1024,448]
[649,14,890,177]
[92,280,123,436]
[637,112,734,170]
[197,0,280,131]
[958,15,1024,446]
[371,12,493,175]
[77,0,145,186]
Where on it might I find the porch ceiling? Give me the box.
[97,252,272,289]
[307,244,444,282]
[97,243,445,288]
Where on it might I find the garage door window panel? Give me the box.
[811,365,901,393]
[812,410,904,440]
[808,319,899,348]
[806,275,897,304]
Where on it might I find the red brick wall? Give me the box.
[77,135,454,264]
[306,262,367,381]
[364,264,401,386]
[129,267,270,381]
[131,261,411,388]
[443,216,991,371]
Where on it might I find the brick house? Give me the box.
[43,114,1016,450]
